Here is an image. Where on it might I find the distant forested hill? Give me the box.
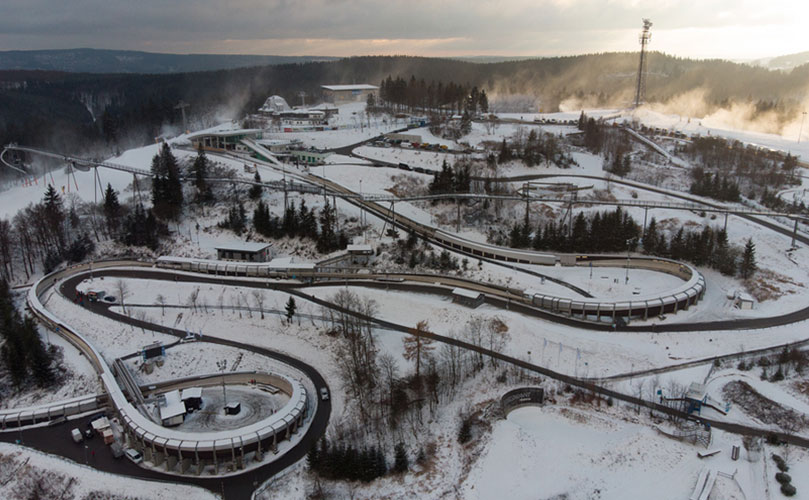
[0,49,336,74]
[1,53,807,157]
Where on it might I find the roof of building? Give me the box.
[347,244,373,253]
[91,416,111,431]
[452,287,484,300]
[685,382,707,401]
[321,84,379,91]
[225,402,241,409]
[160,390,187,421]
[215,242,273,253]
[188,129,262,140]
[737,293,755,302]
[181,387,203,400]
[259,95,291,113]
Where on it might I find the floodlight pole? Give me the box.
[216,360,228,406]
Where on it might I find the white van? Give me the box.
[124,448,143,464]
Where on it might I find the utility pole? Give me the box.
[216,360,228,407]
[297,91,306,108]
[633,19,653,108]
[175,100,190,133]
[799,111,807,143]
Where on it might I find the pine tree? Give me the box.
[249,171,262,200]
[191,146,209,200]
[285,296,296,324]
[393,442,409,473]
[102,183,121,236]
[740,237,757,279]
[316,201,337,253]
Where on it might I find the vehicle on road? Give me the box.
[320,387,329,401]
[71,428,83,443]
[124,448,143,463]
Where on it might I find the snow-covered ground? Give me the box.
[0,443,217,500]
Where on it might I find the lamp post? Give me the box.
[216,360,228,406]
[625,238,634,284]
[799,111,807,144]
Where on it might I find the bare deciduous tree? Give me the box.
[115,279,129,314]
[252,290,266,319]
[154,294,166,316]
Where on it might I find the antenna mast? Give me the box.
[633,19,653,108]
[174,100,190,133]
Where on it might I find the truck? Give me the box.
[110,442,124,459]
[71,428,83,443]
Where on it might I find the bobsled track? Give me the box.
[25,258,809,490]
[20,260,332,499]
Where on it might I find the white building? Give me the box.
[321,84,378,104]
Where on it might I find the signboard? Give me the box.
[142,343,165,361]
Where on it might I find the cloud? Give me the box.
[0,0,807,58]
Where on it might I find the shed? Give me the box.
[215,242,274,263]
[159,390,187,427]
[224,402,241,415]
[347,244,374,265]
[452,287,485,308]
[181,387,203,411]
[735,293,754,310]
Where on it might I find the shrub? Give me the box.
[458,417,472,444]
[772,453,789,471]
[775,472,792,484]
[780,483,796,497]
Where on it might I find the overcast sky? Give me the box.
[1,0,807,60]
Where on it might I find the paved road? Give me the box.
[10,273,334,500]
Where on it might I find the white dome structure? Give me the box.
[259,95,291,114]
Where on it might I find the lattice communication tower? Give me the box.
[633,19,653,108]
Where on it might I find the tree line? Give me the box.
[250,199,348,254]
[689,168,741,202]
[505,207,757,278]
[0,279,54,388]
[374,75,488,116]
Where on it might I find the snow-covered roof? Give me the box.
[215,242,272,253]
[187,129,262,139]
[452,287,483,300]
[160,390,186,421]
[91,416,110,431]
[685,382,706,401]
[259,95,291,113]
[347,244,373,253]
[737,293,755,302]
[321,84,378,91]
[181,387,202,400]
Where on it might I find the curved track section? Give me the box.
[154,254,704,321]
[27,262,316,471]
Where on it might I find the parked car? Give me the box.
[102,295,118,304]
[320,387,329,401]
[71,428,83,443]
[124,448,143,464]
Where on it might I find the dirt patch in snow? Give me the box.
[722,380,808,430]
[745,269,802,302]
